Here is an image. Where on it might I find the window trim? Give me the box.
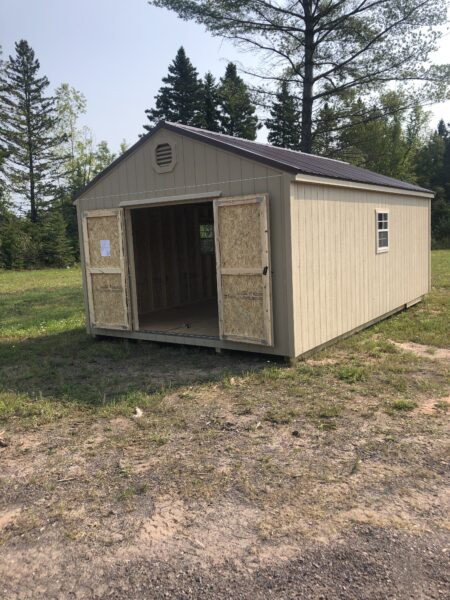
[375,209,389,254]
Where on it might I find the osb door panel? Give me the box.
[82,209,131,330]
[214,194,273,345]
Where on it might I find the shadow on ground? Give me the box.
[0,328,279,407]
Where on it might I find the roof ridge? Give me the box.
[165,121,350,165]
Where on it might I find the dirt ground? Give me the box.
[1,338,449,599]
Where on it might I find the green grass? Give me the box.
[0,267,85,339]
[386,399,418,413]
[0,251,449,427]
[369,249,450,348]
[336,365,366,383]
[0,267,266,425]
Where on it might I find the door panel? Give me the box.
[82,209,131,330]
[214,195,273,346]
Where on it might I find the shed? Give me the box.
[74,121,433,359]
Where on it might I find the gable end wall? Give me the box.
[76,130,294,356]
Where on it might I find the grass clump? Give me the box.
[336,365,366,383]
[387,399,418,413]
[264,406,296,424]
[434,400,449,412]
[307,401,342,430]
[119,483,148,500]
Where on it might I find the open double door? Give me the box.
[82,195,273,346]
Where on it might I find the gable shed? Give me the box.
[74,122,432,358]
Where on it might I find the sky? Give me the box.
[1,0,450,153]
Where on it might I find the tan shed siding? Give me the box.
[77,129,284,207]
[291,182,430,356]
[77,129,292,356]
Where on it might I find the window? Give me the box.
[376,210,389,253]
[199,223,214,254]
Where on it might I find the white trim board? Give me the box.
[119,190,222,208]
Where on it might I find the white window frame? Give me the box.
[375,209,389,254]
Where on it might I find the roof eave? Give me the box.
[294,173,434,198]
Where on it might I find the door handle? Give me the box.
[263,266,268,275]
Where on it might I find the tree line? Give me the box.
[148,46,450,247]
[1,13,450,270]
[0,41,123,269]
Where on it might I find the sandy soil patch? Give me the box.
[390,341,450,360]
[415,394,450,415]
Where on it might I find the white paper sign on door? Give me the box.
[100,239,111,257]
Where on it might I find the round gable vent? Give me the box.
[152,141,176,173]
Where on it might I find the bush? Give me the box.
[0,203,75,269]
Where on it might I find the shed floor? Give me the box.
[139,299,219,338]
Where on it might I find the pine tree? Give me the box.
[0,40,66,222]
[218,63,258,140]
[312,102,340,156]
[197,72,221,131]
[415,120,450,247]
[37,209,74,267]
[266,81,300,150]
[0,46,10,203]
[154,0,450,154]
[144,47,202,130]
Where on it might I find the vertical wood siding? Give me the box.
[290,182,430,356]
[76,130,290,355]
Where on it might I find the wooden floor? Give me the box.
[139,298,219,337]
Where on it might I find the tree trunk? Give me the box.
[29,153,36,222]
[300,1,315,154]
[25,87,37,223]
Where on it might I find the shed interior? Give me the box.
[130,202,219,337]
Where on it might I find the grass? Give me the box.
[336,365,366,383]
[0,251,449,431]
[386,399,418,413]
[1,254,449,561]
[368,249,450,348]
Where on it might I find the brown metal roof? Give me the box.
[166,122,431,194]
[74,120,431,201]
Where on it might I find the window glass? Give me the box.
[199,223,214,254]
[376,211,389,252]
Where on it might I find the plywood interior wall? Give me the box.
[131,202,217,315]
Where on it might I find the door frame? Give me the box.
[124,199,220,336]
